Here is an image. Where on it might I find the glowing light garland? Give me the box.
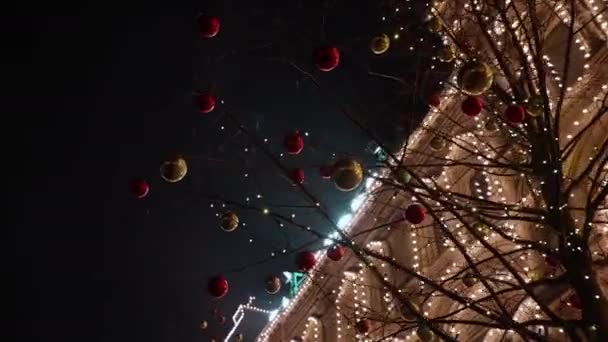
[256,1,608,340]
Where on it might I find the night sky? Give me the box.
[17,1,437,341]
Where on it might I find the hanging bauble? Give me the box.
[473,222,491,236]
[200,320,208,330]
[401,302,419,321]
[220,212,239,232]
[319,165,333,179]
[160,156,188,183]
[525,95,543,117]
[296,250,316,272]
[428,94,441,107]
[130,178,150,199]
[313,45,340,72]
[195,93,216,114]
[405,204,426,224]
[417,325,433,342]
[484,119,499,132]
[545,255,560,268]
[370,34,390,55]
[355,319,371,334]
[461,96,483,116]
[505,105,525,124]
[284,131,304,155]
[430,136,445,151]
[462,272,479,287]
[217,315,226,325]
[234,334,244,342]
[427,17,442,33]
[528,271,541,282]
[264,275,282,294]
[393,166,411,185]
[327,244,345,261]
[457,61,494,95]
[208,275,229,299]
[197,15,220,38]
[567,293,582,310]
[438,45,455,63]
[332,159,364,191]
[290,168,305,185]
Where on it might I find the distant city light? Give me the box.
[337,214,353,229]
[267,309,278,321]
[350,194,366,211]
[365,177,374,189]
[323,232,340,246]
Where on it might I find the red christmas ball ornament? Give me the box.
[284,132,304,155]
[505,104,525,124]
[264,275,282,294]
[567,293,582,310]
[217,315,226,325]
[208,275,229,299]
[130,178,149,199]
[320,165,333,179]
[428,94,441,107]
[296,251,316,272]
[327,244,345,261]
[461,96,483,116]
[290,168,305,185]
[197,15,220,38]
[313,45,340,72]
[195,93,216,113]
[211,308,220,317]
[405,204,426,224]
[355,319,371,334]
[545,255,560,268]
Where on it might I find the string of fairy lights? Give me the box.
[300,316,321,341]
[416,1,608,339]
[254,1,608,341]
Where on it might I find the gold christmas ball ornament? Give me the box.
[430,136,446,151]
[427,17,442,33]
[528,271,541,282]
[393,166,411,185]
[462,272,479,287]
[438,45,455,63]
[485,119,499,132]
[160,156,188,183]
[525,95,544,117]
[473,222,491,236]
[234,333,244,341]
[220,212,239,232]
[417,325,434,342]
[332,159,364,192]
[200,320,208,330]
[370,33,390,55]
[456,61,494,95]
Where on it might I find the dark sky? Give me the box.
[16,1,437,341]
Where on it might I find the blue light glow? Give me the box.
[337,214,353,229]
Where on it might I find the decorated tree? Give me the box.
[133,0,608,341]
